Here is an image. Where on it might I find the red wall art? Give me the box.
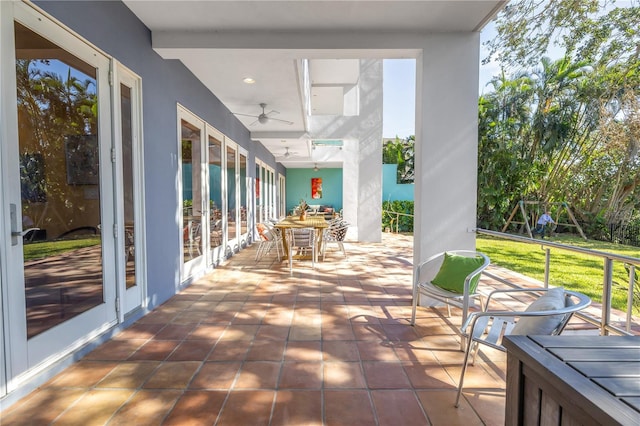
[311,177,323,199]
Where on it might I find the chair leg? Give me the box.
[289,252,293,274]
[255,242,265,261]
[455,335,475,408]
[410,287,419,325]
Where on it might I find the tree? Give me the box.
[478,0,640,234]
[382,136,414,183]
[485,0,640,72]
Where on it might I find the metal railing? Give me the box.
[381,210,639,334]
[476,228,639,336]
[382,209,413,234]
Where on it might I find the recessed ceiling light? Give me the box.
[243,77,256,84]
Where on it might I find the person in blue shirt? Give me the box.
[533,211,555,239]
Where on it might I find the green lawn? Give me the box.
[23,237,101,261]
[476,234,640,314]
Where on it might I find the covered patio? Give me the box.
[1,233,601,425]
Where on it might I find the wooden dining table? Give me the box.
[273,216,328,260]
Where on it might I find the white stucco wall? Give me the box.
[309,59,383,243]
[413,33,480,264]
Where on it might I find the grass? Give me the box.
[476,234,640,314]
[23,237,101,261]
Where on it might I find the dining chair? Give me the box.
[210,219,222,247]
[285,227,316,274]
[322,221,349,260]
[185,221,202,258]
[255,222,281,261]
[264,221,284,259]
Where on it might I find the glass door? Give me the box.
[268,169,275,220]
[225,142,238,253]
[2,5,117,375]
[239,152,249,247]
[255,162,262,224]
[207,127,224,265]
[279,174,286,219]
[179,108,206,278]
[114,64,145,316]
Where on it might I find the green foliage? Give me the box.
[484,0,640,71]
[382,136,414,183]
[382,200,414,232]
[477,0,640,233]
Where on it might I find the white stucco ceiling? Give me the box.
[122,0,506,168]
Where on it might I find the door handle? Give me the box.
[12,228,40,238]
[10,203,39,246]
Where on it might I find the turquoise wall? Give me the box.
[286,168,343,213]
[182,164,224,208]
[383,164,414,201]
[193,164,413,211]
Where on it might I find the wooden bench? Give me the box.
[504,335,640,425]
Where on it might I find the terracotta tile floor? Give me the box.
[1,233,606,425]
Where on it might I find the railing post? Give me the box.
[627,264,636,334]
[602,257,614,335]
[544,248,550,288]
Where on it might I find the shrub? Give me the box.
[382,200,414,232]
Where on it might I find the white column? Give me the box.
[355,58,382,243]
[413,33,480,264]
[311,59,383,243]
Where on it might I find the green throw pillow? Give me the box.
[431,252,485,294]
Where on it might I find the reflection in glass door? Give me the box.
[208,131,223,264]
[116,65,144,315]
[121,83,136,289]
[255,163,262,224]
[239,153,248,246]
[279,174,286,218]
[180,117,205,273]
[5,6,116,373]
[226,144,237,252]
[268,170,275,220]
[16,22,105,339]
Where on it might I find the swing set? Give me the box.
[501,200,587,240]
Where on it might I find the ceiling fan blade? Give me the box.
[233,105,293,125]
[268,117,294,125]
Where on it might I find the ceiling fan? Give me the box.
[279,147,298,158]
[232,103,294,126]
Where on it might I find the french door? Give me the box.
[179,108,251,278]
[179,107,207,278]
[278,174,286,219]
[1,3,117,383]
[207,126,224,265]
[224,140,249,253]
[113,64,145,317]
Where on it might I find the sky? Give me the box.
[382,24,499,139]
[383,0,634,139]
